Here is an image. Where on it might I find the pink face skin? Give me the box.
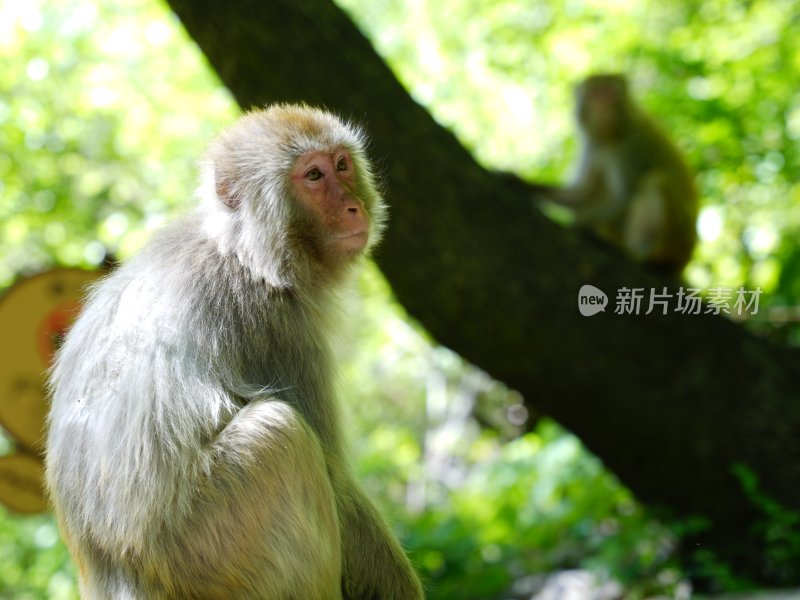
[291,148,370,259]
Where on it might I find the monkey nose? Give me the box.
[337,188,360,209]
[343,199,362,217]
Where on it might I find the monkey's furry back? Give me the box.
[45,105,381,560]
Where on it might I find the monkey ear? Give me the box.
[215,172,240,210]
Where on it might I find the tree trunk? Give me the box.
[166,0,800,585]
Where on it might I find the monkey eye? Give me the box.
[336,156,348,172]
[305,167,323,181]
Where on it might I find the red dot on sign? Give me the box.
[36,301,81,366]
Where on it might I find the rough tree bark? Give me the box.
[165,0,800,585]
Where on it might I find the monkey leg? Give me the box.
[625,171,669,262]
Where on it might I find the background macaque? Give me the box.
[46,105,424,599]
[534,73,698,276]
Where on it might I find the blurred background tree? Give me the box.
[1,0,799,598]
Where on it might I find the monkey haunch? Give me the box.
[534,74,699,276]
[45,105,424,600]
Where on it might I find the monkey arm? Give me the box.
[529,182,574,204]
[532,179,624,226]
[335,478,425,600]
[531,156,608,210]
[570,192,628,226]
[193,399,345,599]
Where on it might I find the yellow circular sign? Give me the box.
[0,453,47,514]
[0,268,103,451]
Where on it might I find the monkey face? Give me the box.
[199,105,385,286]
[291,148,370,262]
[577,74,630,140]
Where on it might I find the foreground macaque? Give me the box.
[534,74,698,276]
[46,105,424,599]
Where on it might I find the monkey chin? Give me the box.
[336,231,369,254]
[317,231,369,278]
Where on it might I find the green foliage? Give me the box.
[689,549,755,594]
[353,412,681,598]
[2,0,800,597]
[0,0,236,285]
[732,464,800,584]
[654,464,800,592]
[0,507,76,600]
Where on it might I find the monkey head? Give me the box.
[199,104,387,286]
[576,73,632,142]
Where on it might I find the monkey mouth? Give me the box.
[336,231,368,241]
[334,231,369,252]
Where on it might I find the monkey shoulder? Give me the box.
[51,218,249,407]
